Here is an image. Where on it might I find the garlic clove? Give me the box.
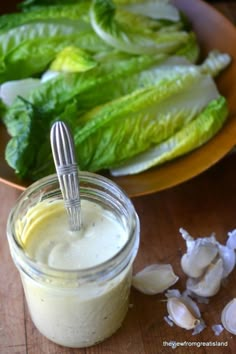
[132,264,179,295]
[166,289,201,318]
[186,258,223,297]
[167,296,200,330]
[180,228,218,278]
[221,298,236,335]
[165,292,205,334]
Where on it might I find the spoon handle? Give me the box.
[50,121,81,231]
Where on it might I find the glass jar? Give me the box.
[7,172,140,348]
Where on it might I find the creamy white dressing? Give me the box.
[18,198,134,347]
[24,199,128,270]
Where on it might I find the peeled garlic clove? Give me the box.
[180,228,218,278]
[221,298,236,335]
[167,297,200,330]
[166,289,201,318]
[187,258,223,297]
[132,264,179,295]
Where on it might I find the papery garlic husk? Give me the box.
[221,298,236,335]
[212,324,224,336]
[180,228,218,278]
[167,296,201,330]
[186,258,223,297]
[183,289,210,304]
[132,264,179,295]
[227,230,236,250]
[217,243,235,278]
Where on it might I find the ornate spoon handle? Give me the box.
[50,121,81,231]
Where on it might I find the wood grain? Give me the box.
[1,1,236,354]
[0,186,25,354]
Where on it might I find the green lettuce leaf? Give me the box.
[4,53,166,177]
[90,0,189,54]
[200,50,231,77]
[0,19,110,82]
[111,97,228,176]
[4,52,165,136]
[175,32,199,63]
[0,2,91,32]
[5,98,51,178]
[49,46,97,72]
[120,0,180,22]
[19,0,82,12]
[73,73,219,171]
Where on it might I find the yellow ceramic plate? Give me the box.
[1,0,236,197]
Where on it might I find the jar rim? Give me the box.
[7,172,140,286]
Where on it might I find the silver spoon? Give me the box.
[50,121,81,231]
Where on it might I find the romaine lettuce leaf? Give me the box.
[0,20,109,82]
[120,0,180,22]
[4,52,166,136]
[0,2,91,32]
[5,98,50,178]
[49,46,97,73]
[175,32,199,63]
[111,97,228,176]
[19,0,82,13]
[200,50,231,77]
[90,0,189,54]
[73,73,220,171]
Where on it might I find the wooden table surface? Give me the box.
[1,1,236,353]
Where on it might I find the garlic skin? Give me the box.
[186,258,223,297]
[221,298,236,335]
[132,264,179,295]
[226,229,236,250]
[212,324,224,336]
[217,244,235,278]
[167,296,200,330]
